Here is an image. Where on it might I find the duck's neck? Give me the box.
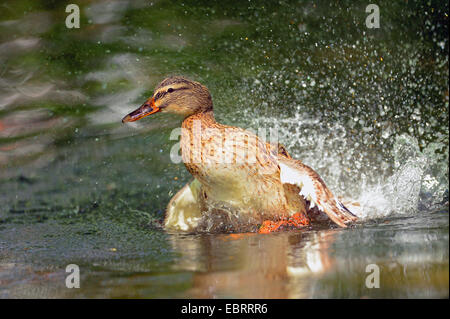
[180,110,218,176]
[182,110,217,129]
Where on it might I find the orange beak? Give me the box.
[122,97,160,123]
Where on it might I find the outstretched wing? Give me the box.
[278,157,357,227]
[165,179,203,231]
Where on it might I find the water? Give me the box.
[0,0,448,298]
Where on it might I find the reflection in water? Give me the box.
[165,213,448,299]
[0,214,447,298]
[169,230,338,298]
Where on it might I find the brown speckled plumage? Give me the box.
[123,76,359,232]
[181,110,291,223]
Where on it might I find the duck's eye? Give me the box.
[167,88,174,93]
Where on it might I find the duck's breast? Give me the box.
[181,124,287,215]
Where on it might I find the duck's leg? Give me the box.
[258,213,310,234]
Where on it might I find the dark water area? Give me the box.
[0,0,448,298]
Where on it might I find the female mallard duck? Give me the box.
[122,76,358,233]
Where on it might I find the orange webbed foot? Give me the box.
[258,220,286,234]
[289,212,310,227]
[258,213,310,234]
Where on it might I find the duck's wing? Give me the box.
[165,179,203,231]
[278,157,358,227]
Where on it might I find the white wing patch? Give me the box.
[279,162,325,212]
[279,159,358,228]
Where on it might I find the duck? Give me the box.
[122,76,358,233]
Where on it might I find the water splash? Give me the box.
[246,109,448,221]
[357,134,428,219]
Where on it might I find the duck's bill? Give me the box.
[122,98,160,123]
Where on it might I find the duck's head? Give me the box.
[122,76,213,123]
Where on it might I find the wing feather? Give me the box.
[279,157,357,227]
